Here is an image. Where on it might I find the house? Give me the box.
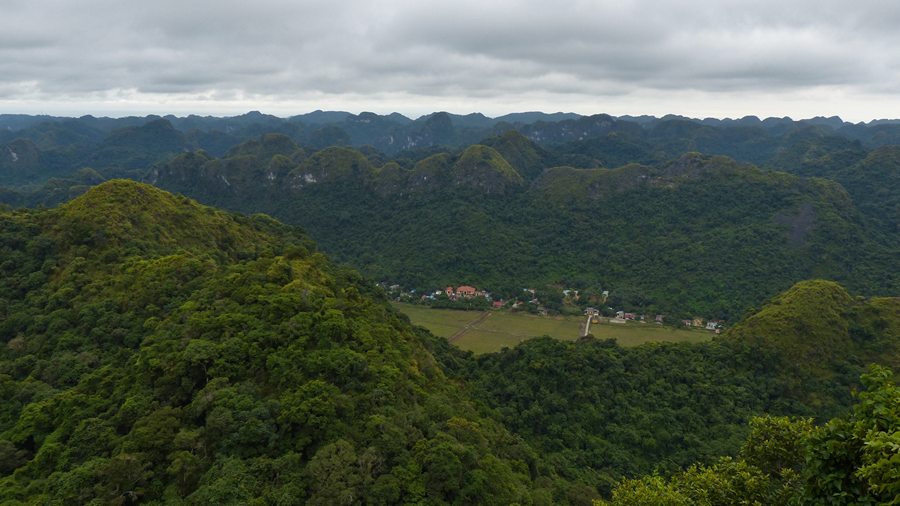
[623,313,636,320]
[682,319,693,327]
[492,300,505,309]
[706,320,724,331]
[445,286,455,297]
[616,310,625,319]
[584,307,600,316]
[655,315,665,325]
[692,317,704,328]
[456,285,477,298]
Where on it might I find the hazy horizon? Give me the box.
[0,108,890,125]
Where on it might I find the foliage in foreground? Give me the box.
[597,365,900,505]
[457,280,900,497]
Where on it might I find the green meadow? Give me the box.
[393,303,711,354]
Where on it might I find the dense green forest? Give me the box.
[1,113,898,503]
[2,112,897,319]
[0,181,544,504]
[136,135,896,320]
[597,366,900,505]
[457,279,900,498]
[1,180,898,504]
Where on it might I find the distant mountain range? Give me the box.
[4,109,898,133]
[4,110,900,177]
[1,111,897,318]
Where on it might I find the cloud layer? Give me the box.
[2,0,899,120]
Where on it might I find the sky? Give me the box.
[1,0,898,122]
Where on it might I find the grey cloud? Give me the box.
[1,0,899,119]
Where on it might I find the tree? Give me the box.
[803,365,900,504]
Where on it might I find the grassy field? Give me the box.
[393,303,711,354]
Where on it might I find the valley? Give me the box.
[4,110,897,322]
[0,111,897,504]
[393,303,709,354]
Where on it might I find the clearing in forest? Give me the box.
[393,303,710,354]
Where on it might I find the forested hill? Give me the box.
[1,181,898,504]
[133,137,896,320]
[460,279,900,498]
[4,109,900,186]
[1,110,898,317]
[0,180,544,504]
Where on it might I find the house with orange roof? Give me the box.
[456,285,477,298]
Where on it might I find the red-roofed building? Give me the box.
[456,285,477,298]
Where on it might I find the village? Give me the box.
[581,307,725,334]
[378,282,726,333]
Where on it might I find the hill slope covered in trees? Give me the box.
[1,182,897,504]
[140,136,896,319]
[455,280,900,496]
[2,112,897,320]
[0,181,546,504]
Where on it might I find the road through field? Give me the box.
[448,311,491,341]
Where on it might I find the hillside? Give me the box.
[598,366,900,505]
[460,280,900,496]
[141,143,896,320]
[0,181,546,504]
[0,183,897,504]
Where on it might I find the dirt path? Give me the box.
[449,311,491,342]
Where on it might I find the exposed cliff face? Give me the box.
[287,147,373,189]
[0,139,42,182]
[152,137,526,198]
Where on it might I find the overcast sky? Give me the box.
[1,0,898,121]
